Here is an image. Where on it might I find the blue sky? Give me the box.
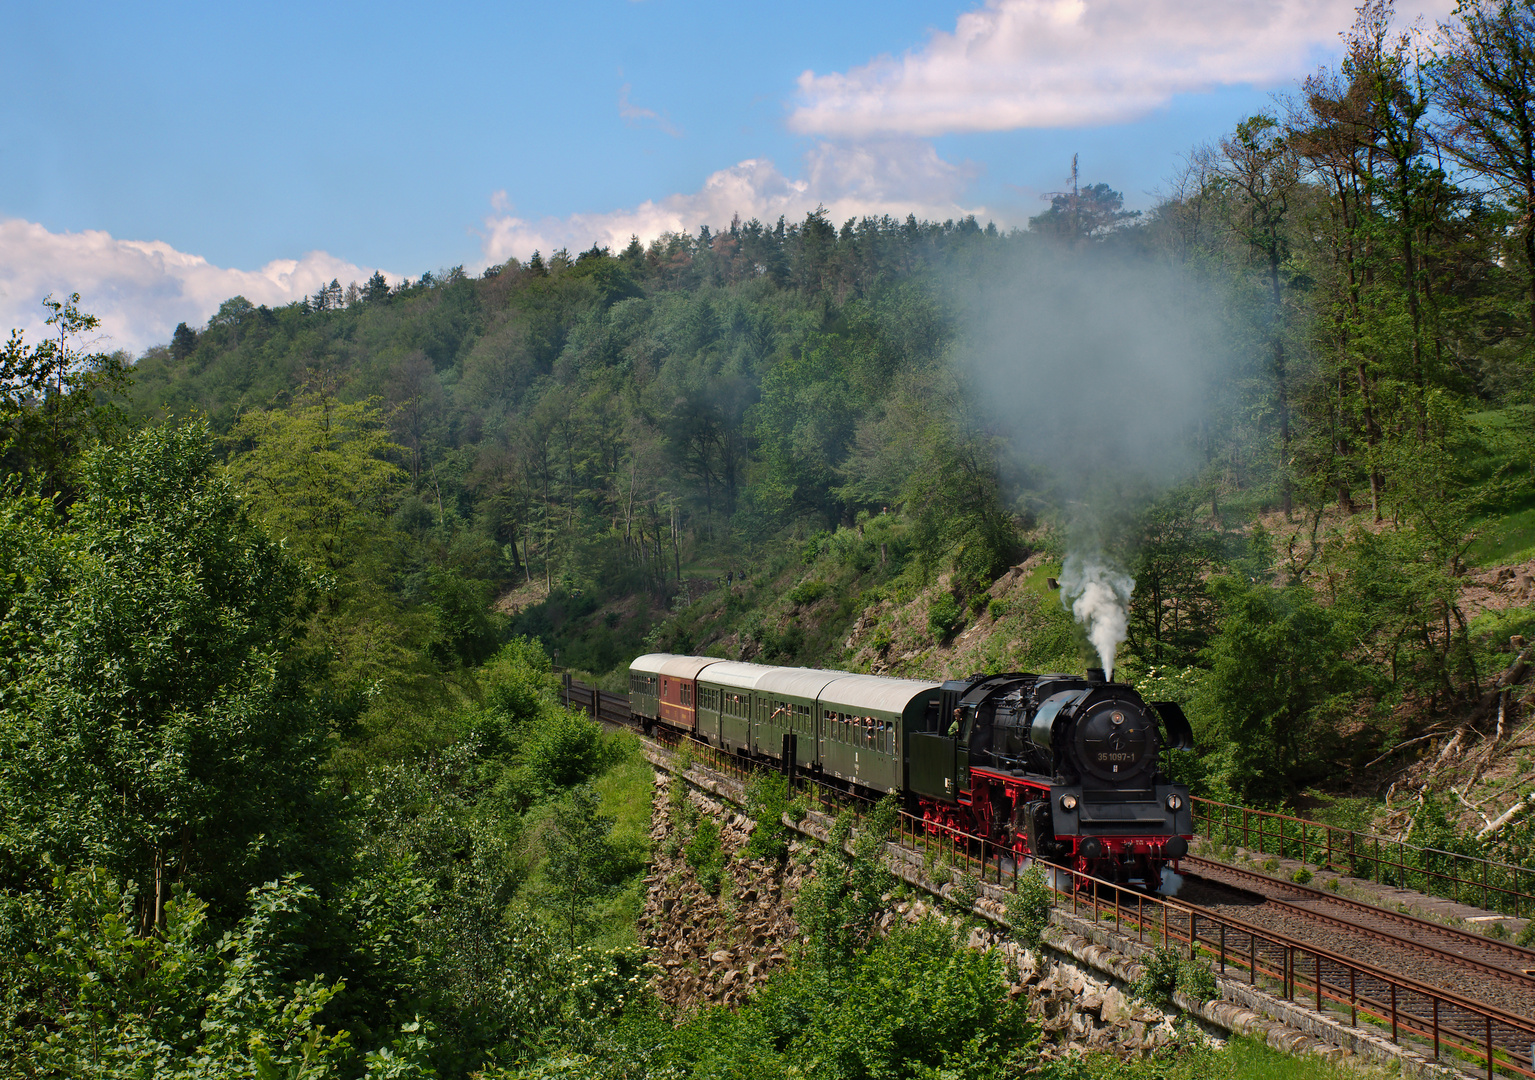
[1,0,1450,353]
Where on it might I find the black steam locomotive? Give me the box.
[910,667,1194,889]
[628,654,1195,890]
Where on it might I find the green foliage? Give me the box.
[0,421,329,918]
[1006,864,1054,950]
[789,579,830,605]
[559,917,1039,1080]
[1126,489,1224,667]
[1177,956,1219,1003]
[683,817,726,895]
[0,869,423,1079]
[226,391,406,572]
[741,771,792,862]
[540,786,623,946]
[1037,1033,1385,1079]
[473,638,558,755]
[797,797,900,970]
[1405,794,1488,862]
[902,399,1021,591]
[0,293,132,502]
[1132,946,1183,1005]
[928,592,964,642]
[1193,578,1361,801]
[949,872,981,915]
[1132,945,1217,1006]
[517,709,613,801]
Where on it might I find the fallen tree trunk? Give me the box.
[1478,790,1535,841]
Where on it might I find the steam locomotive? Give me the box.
[628,655,1195,890]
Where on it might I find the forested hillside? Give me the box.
[2,0,1534,1075]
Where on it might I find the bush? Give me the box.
[637,917,1037,1080]
[798,799,900,969]
[1193,578,1361,802]
[928,593,963,641]
[520,710,611,799]
[1007,864,1053,949]
[684,818,725,894]
[789,579,829,605]
[988,597,1007,620]
[481,636,556,726]
[1,870,442,1078]
[1178,955,1219,1002]
[742,772,791,862]
[1132,946,1183,1004]
[1133,945,1218,1005]
[948,873,980,915]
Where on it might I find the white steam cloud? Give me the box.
[1058,553,1134,679]
[959,245,1220,680]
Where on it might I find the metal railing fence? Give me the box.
[1192,797,1535,920]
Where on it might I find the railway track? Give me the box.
[1186,857,1535,982]
[1180,857,1535,1023]
[562,677,1535,1076]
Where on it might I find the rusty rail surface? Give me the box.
[1183,855,1535,981]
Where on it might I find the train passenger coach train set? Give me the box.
[628,654,1197,890]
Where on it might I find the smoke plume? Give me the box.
[1058,553,1135,678]
[956,241,1222,677]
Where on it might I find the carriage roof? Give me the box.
[628,653,674,678]
[693,660,776,690]
[657,655,725,680]
[752,667,852,702]
[816,674,942,717]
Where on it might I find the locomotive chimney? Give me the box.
[1086,667,1106,684]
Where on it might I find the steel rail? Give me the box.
[1181,866,1535,993]
[1186,855,1535,971]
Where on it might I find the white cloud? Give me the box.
[789,0,1455,136]
[481,140,983,265]
[618,82,682,137]
[0,218,388,356]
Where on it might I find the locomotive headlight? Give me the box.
[1165,793,1184,812]
[1059,794,1078,812]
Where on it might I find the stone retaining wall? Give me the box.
[644,744,1468,1076]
